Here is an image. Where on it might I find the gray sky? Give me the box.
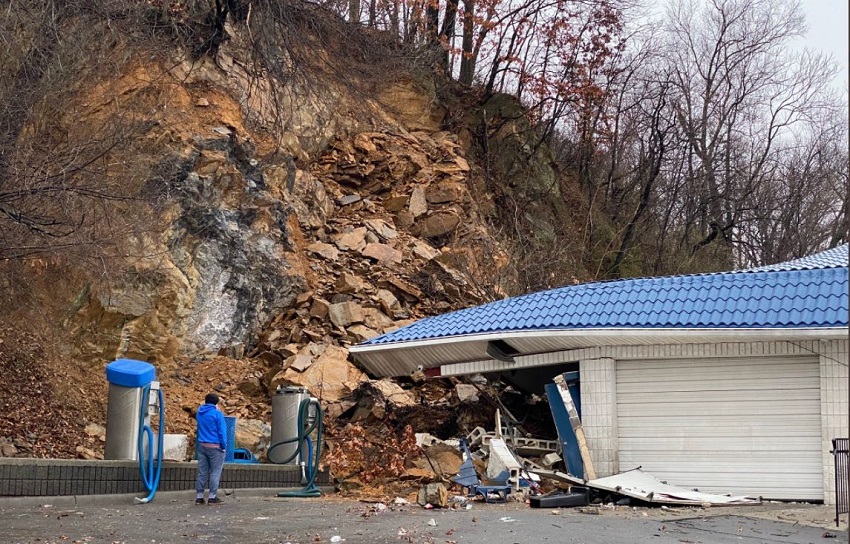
[799,0,849,88]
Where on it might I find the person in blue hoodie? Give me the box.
[194,393,227,504]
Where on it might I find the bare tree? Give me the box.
[663,0,838,262]
[0,1,158,263]
[735,112,849,265]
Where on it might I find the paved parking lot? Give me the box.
[0,490,845,544]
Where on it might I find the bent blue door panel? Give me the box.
[545,373,583,479]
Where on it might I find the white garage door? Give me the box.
[616,356,822,501]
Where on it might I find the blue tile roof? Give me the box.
[744,244,848,272]
[363,245,848,345]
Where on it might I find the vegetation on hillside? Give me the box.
[1,0,845,296]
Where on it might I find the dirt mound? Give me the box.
[0,326,104,458]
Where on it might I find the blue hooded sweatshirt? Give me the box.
[196,403,227,450]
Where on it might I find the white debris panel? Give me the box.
[587,468,759,505]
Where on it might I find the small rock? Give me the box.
[307,242,340,261]
[361,243,402,265]
[337,194,361,206]
[75,446,100,460]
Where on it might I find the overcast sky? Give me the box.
[799,0,849,89]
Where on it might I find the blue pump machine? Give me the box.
[104,359,165,504]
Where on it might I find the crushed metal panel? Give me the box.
[587,468,759,505]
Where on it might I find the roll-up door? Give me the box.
[616,356,822,501]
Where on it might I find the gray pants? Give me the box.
[195,445,225,497]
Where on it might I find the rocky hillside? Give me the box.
[0,1,579,494]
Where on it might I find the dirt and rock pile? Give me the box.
[0,15,540,498]
[0,326,104,459]
[0,127,530,498]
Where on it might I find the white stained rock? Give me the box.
[455,384,479,403]
[160,434,189,461]
[329,301,365,327]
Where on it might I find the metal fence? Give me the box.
[833,438,849,527]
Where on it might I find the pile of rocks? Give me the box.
[248,129,510,416]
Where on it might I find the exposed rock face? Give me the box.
[36,26,513,419]
[166,137,306,355]
[69,133,307,364]
[0,6,587,487]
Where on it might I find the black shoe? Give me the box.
[195,498,205,505]
[207,497,224,505]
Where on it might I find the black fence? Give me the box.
[833,438,849,527]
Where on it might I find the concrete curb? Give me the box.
[0,458,328,498]
[0,486,337,508]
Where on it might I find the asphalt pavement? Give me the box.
[0,490,846,544]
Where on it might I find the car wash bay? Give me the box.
[614,355,822,501]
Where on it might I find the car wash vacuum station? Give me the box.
[104,359,165,504]
[269,386,323,497]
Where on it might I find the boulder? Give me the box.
[361,243,403,265]
[417,482,448,508]
[382,194,408,213]
[275,345,367,402]
[290,353,313,372]
[409,186,428,218]
[333,227,368,252]
[426,180,466,204]
[76,446,101,460]
[375,289,400,315]
[455,384,479,402]
[309,297,331,319]
[328,301,365,327]
[394,209,415,229]
[371,379,417,407]
[347,323,379,342]
[414,211,462,239]
[84,423,106,440]
[307,242,340,261]
[362,307,395,331]
[236,418,271,454]
[411,444,462,478]
[411,239,441,261]
[335,272,369,294]
[364,218,398,240]
[237,373,264,396]
[0,438,18,457]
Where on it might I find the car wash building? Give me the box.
[350,245,849,503]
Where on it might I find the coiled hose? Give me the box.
[268,398,323,497]
[134,384,164,504]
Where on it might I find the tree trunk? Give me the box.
[439,0,459,72]
[459,0,475,85]
[348,0,360,24]
[426,2,440,47]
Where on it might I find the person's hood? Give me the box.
[198,403,218,415]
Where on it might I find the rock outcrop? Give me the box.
[0,11,542,487]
